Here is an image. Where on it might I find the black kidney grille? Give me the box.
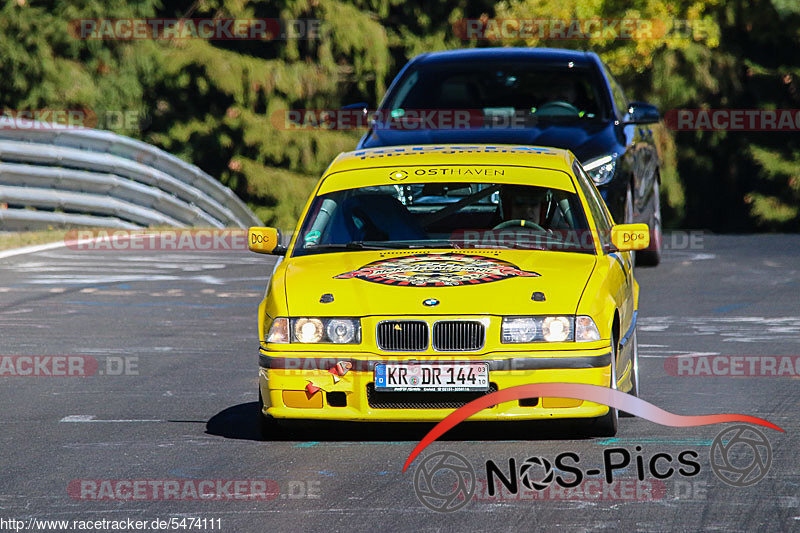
[377,321,428,351]
[432,321,485,351]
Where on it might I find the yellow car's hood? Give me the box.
[283,250,596,316]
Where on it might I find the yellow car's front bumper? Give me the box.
[258,347,615,422]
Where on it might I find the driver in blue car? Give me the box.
[548,79,579,106]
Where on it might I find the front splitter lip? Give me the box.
[259,365,613,422]
[263,407,609,422]
[258,349,612,372]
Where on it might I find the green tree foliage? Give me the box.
[0,1,158,117]
[144,0,391,227]
[498,0,799,230]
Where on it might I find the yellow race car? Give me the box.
[249,145,648,436]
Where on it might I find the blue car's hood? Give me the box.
[359,120,618,164]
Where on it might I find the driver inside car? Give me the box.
[497,185,575,232]
[549,79,578,105]
[498,185,551,229]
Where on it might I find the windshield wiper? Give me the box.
[306,241,443,251]
[307,240,466,251]
[305,242,394,251]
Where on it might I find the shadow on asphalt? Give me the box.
[206,402,600,442]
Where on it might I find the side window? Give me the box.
[602,64,628,120]
[573,161,613,250]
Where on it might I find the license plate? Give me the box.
[374,363,489,392]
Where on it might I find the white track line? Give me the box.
[60,415,162,423]
[0,240,67,260]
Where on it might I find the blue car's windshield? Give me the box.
[384,63,609,122]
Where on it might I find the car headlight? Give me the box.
[294,318,324,343]
[501,317,538,343]
[326,318,358,344]
[575,316,601,342]
[274,317,362,344]
[542,316,572,342]
[501,316,575,343]
[266,317,290,343]
[583,154,618,186]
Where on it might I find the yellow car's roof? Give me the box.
[318,144,578,194]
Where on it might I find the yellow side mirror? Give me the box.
[248,227,285,255]
[610,224,650,251]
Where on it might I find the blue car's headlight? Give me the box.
[583,154,618,186]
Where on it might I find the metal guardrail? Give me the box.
[0,208,138,230]
[0,124,261,230]
[0,163,220,227]
[0,185,183,227]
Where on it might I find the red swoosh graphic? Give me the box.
[402,383,784,472]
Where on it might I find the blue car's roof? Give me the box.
[410,47,597,67]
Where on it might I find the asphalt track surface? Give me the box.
[0,234,798,532]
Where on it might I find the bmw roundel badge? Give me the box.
[423,298,440,307]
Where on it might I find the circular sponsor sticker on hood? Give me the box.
[333,253,539,287]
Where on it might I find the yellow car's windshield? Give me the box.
[292,181,595,256]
